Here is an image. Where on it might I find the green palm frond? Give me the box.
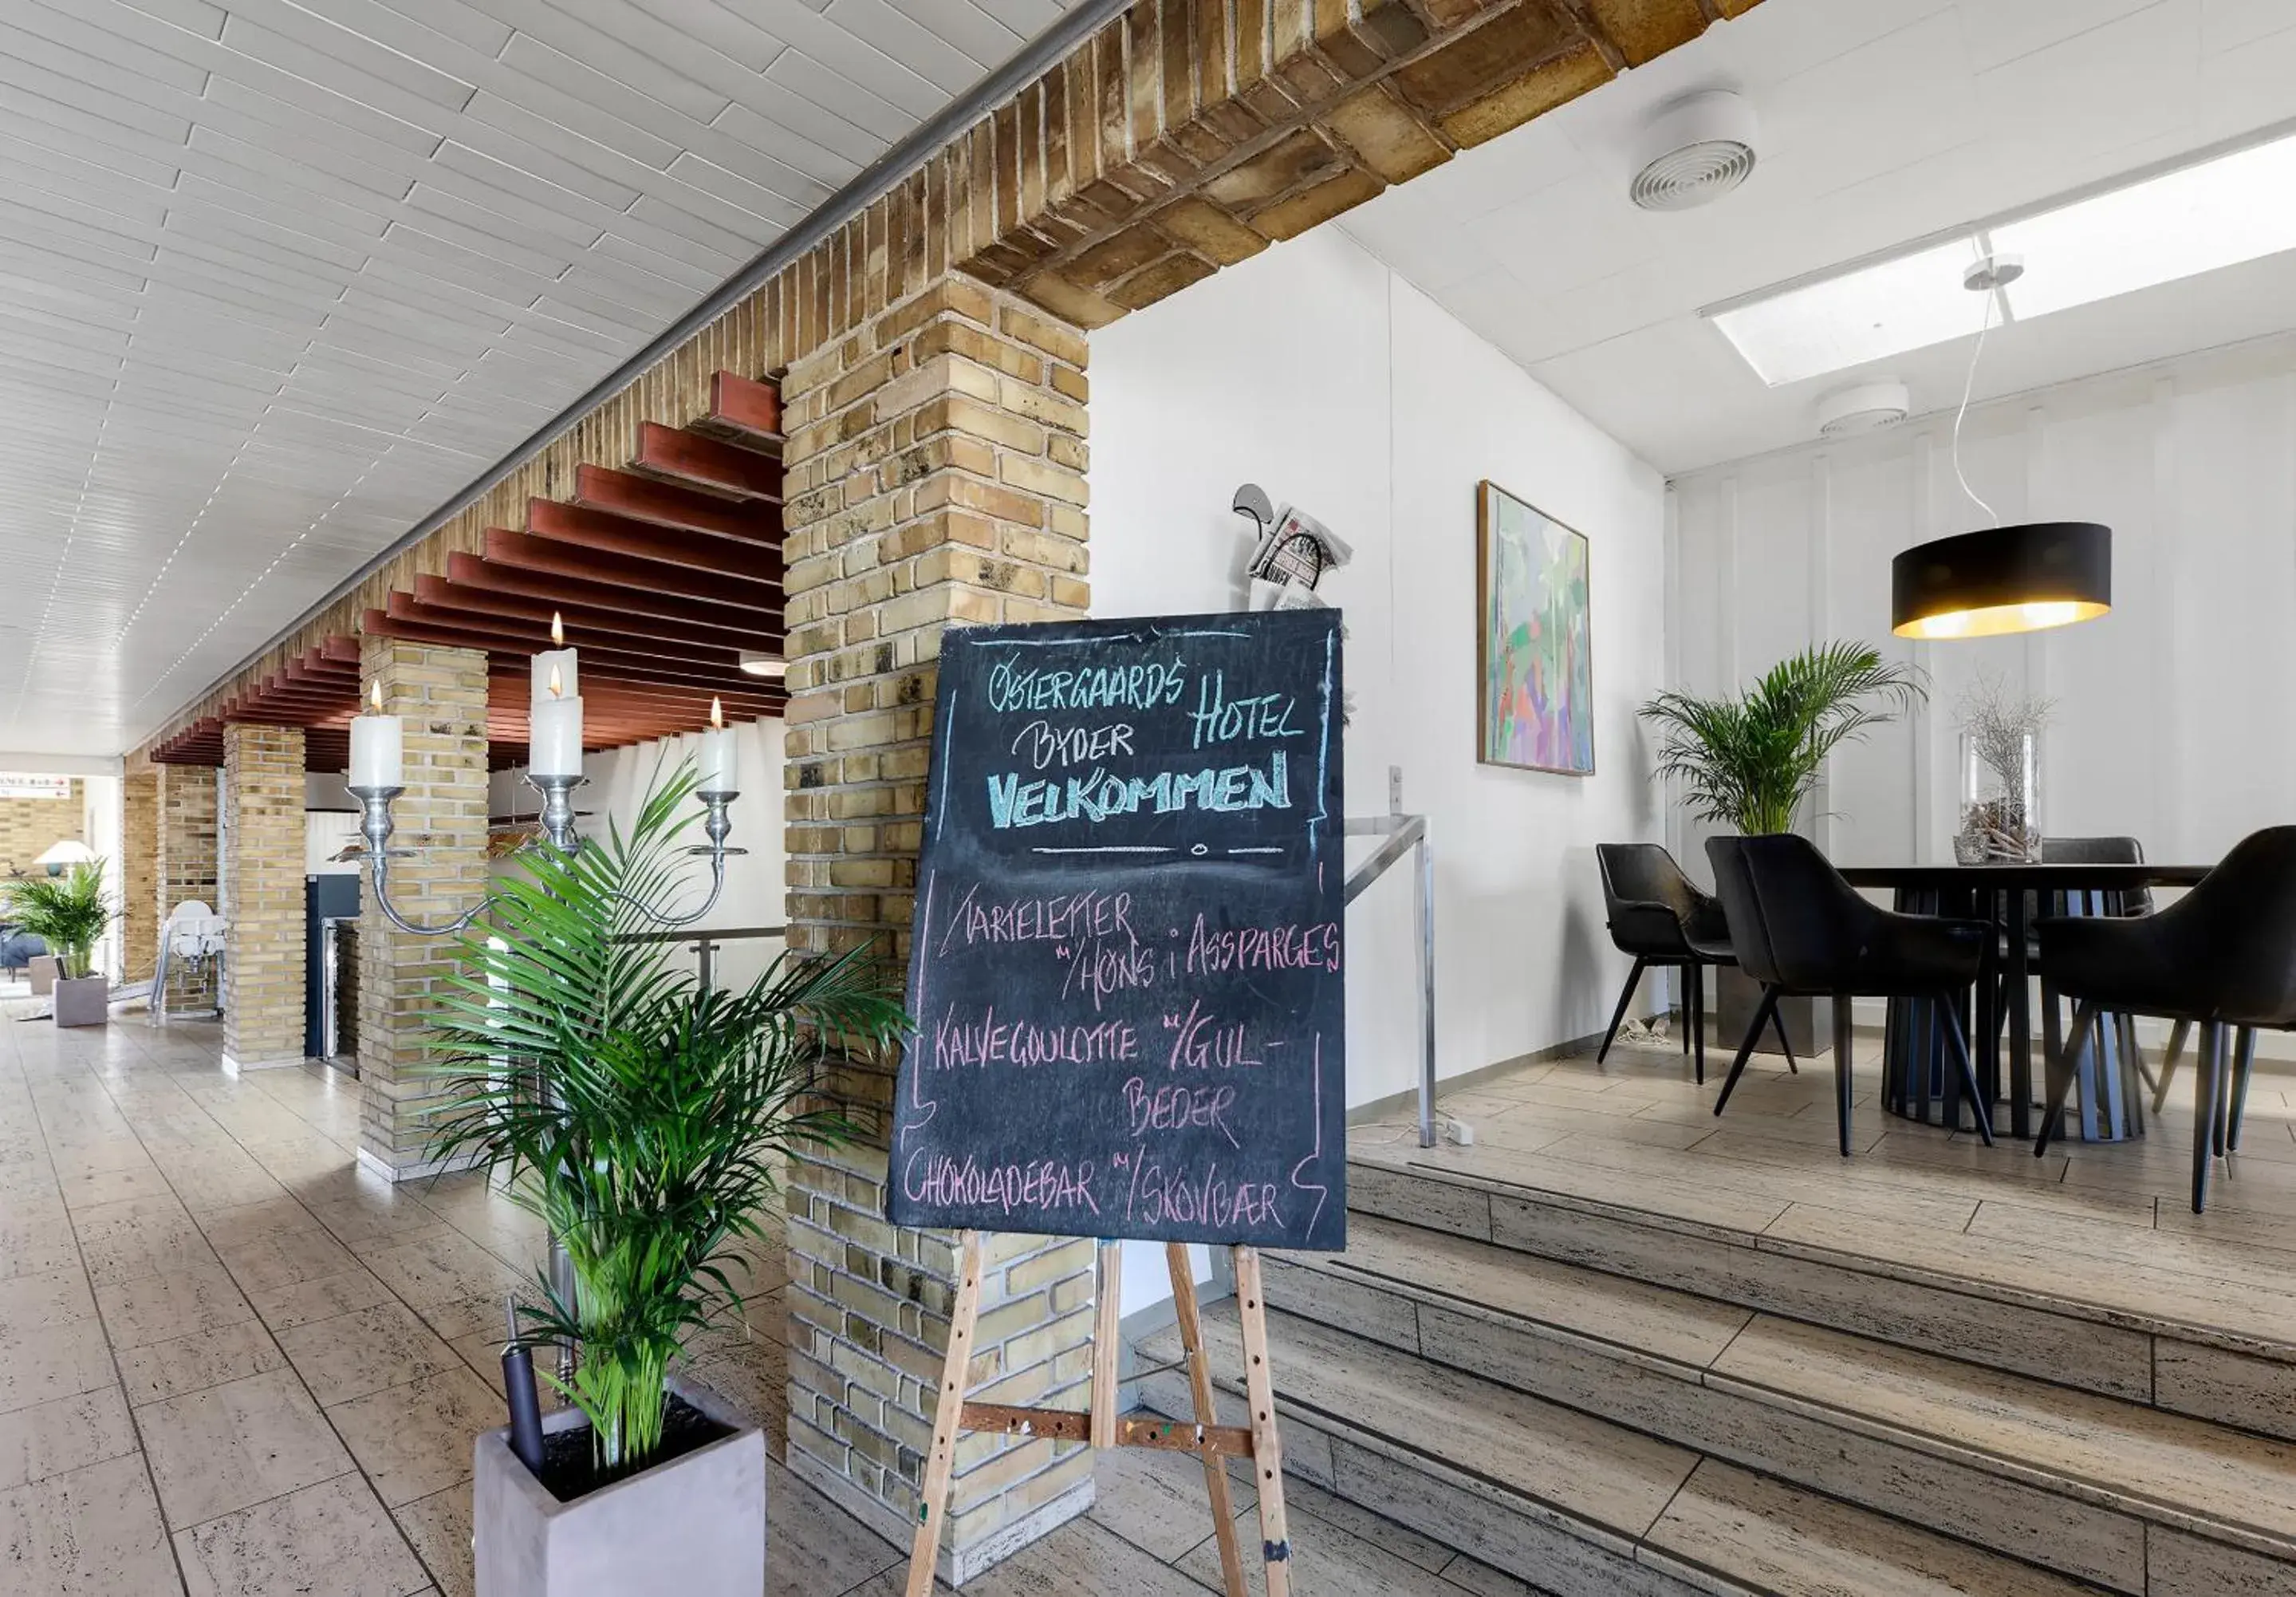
[2,859,114,978]
[419,758,909,1470]
[1640,642,1925,834]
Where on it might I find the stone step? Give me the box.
[1250,1210,2296,1596]
[1135,1303,2106,1597]
[1346,1150,2296,1445]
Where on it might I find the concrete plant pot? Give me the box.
[474,1377,764,1597]
[53,974,108,1027]
[26,955,57,996]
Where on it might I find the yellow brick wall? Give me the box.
[355,639,490,1177]
[120,771,159,983]
[157,765,219,1008]
[778,274,1101,1581]
[0,781,83,880]
[223,725,307,1067]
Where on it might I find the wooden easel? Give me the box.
[903,1235,1290,1597]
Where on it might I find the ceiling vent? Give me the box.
[1630,90,1759,211]
[1816,380,1912,438]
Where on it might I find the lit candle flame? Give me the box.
[710,696,723,729]
[548,663,563,700]
[550,612,564,646]
[369,680,382,713]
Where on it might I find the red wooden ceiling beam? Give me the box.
[634,423,783,502]
[486,528,782,609]
[482,669,782,716]
[707,372,782,441]
[528,500,782,584]
[413,576,779,655]
[447,551,782,627]
[569,467,778,541]
[364,612,759,695]
[387,593,742,672]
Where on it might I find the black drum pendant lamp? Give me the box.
[1889,254,2113,641]
[1891,521,2112,639]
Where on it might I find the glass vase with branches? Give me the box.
[423,766,908,1474]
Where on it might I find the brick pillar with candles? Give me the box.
[354,636,490,1179]
[220,723,307,1071]
[778,274,1098,1582]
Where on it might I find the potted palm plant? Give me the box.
[1640,642,1925,1056]
[4,858,116,1026]
[425,770,907,1597]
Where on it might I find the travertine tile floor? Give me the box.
[0,1018,1537,1596]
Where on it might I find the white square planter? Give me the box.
[474,1378,765,1597]
[26,955,57,996]
[53,975,108,1027]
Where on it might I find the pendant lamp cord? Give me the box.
[1951,286,1999,526]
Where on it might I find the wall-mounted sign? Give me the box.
[0,776,73,800]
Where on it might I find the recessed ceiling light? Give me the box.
[1707,124,2296,386]
[739,651,786,678]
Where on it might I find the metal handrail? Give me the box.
[1345,814,1437,1147]
[608,924,786,990]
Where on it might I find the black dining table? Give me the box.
[1839,862,2211,1142]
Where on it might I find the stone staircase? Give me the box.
[1136,1157,2296,1596]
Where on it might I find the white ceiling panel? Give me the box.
[1341,0,2296,475]
[0,0,1093,755]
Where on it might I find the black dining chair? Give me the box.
[1596,843,1794,1084]
[2034,826,2296,1213]
[1707,834,1995,1157]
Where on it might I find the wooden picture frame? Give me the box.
[1476,479,1595,775]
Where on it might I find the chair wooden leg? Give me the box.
[1597,959,1645,1065]
[1713,986,1778,1118]
[2153,1019,2192,1114]
[2192,1023,2225,1214]
[1832,995,1855,1157]
[2034,1001,2096,1159]
[1940,997,1995,1147]
[2228,1027,2258,1153]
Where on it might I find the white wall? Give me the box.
[487,717,789,989]
[1670,340,2296,873]
[1091,224,1670,1309]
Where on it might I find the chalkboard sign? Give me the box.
[888,609,1346,1252]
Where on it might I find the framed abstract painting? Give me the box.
[1477,480,1594,775]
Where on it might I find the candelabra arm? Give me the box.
[612,790,742,929]
[349,786,490,939]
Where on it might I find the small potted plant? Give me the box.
[425,769,906,1597]
[4,858,116,1027]
[1640,643,1926,1055]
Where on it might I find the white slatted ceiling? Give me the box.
[0,0,1081,755]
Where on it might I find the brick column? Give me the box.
[156,764,219,1009]
[355,637,490,1181]
[779,274,1097,1581]
[221,724,307,1071]
[119,769,159,984]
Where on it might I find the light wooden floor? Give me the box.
[1349,1020,2296,1354]
[0,1018,1539,1597]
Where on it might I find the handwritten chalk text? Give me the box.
[985,752,1290,829]
[932,1004,1140,1070]
[987,658,1187,715]
[904,1152,1101,1217]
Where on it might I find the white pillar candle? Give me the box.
[530,688,584,779]
[699,698,737,792]
[349,682,403,789]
